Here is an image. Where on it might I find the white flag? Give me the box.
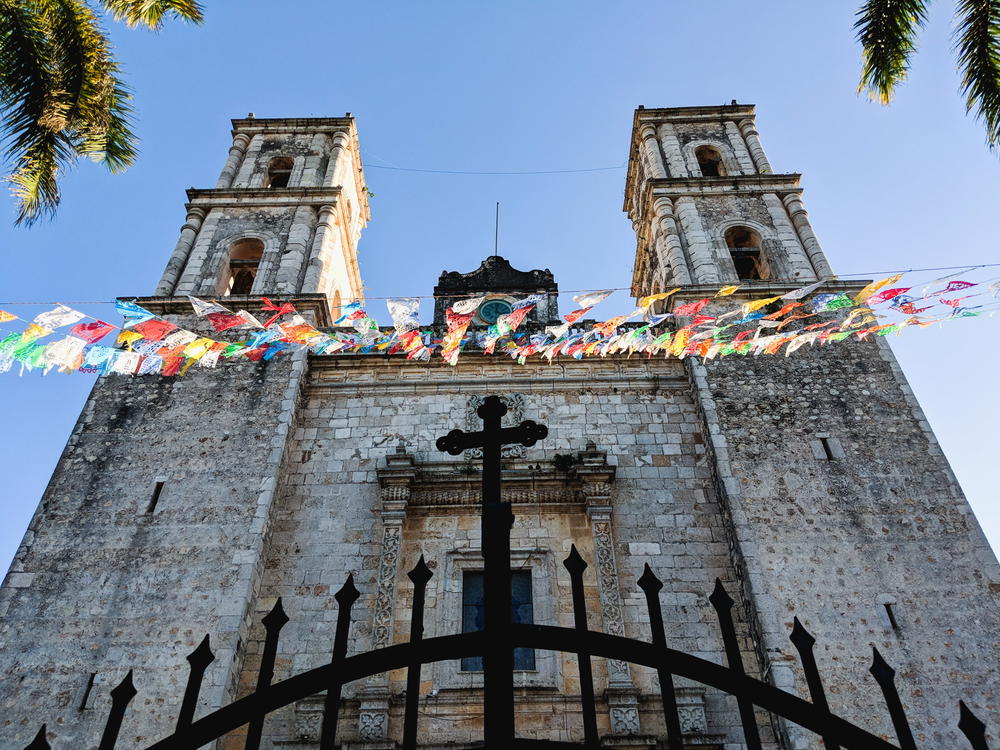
[33,304,85,329]
[236,310,264,328]
[572,290,613,308]
[386,298,421,333]
[780,279,826,301]
[188,295,227,317]
[451,296,486,315]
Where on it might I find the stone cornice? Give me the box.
[230,116,355,135]
[125,293,334,327]
[184,186,343,208]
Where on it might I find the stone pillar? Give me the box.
[639,125,667,180]
[574,445,648,744]
[274,206,317,294]
[323,131,352,187]
[738,119,772,174]
[355,447,417,748]
[300,133,330,187]
[762,193,817,282]
[651,197,693,285]
[175,211,222,295]
[656,123,688,177]
[232,134,264,187]
[673,198,720,284]
[155,208,206,295]
[782,194,834,278]
[215,133,252,188]
[301,204,339,293]
[724,121,755,175]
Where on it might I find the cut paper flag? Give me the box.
[572,290,613,308]
[446,308,475,331]
[867,287,910,305]
[20,323,53,342]
[0,310,16,323]
[451,296,487,316]
[740,295,783,317]
[640,288,680,308]
[387,298,421,333]
[236,310,264,328]
[132,318,178,342]
[563,306,592,324]
[853,273,903,304]
[69,320,116,344]
[262,297,297,327]
[188,296,227,317]
[42,335,87,371]
[117,330,143,349]
[715,285,740,298]
[513,294,546,310]
[115,300,157,328]
[928,279,977,296]
[496,305,534,336]
[206,312,248,332]
[780,279,826,301]
[674,298,711,317]
[33,304,85,329]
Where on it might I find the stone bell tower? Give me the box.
[624,103,833,295]
[154,115,370,313]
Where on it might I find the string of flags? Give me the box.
[0,269,997,377]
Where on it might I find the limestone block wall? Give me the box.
[690,336,1000,748]
[234,355,774,749]
[0,343,307,749]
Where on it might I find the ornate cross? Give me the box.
[436,395,547,743]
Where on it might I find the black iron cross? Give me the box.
[436,396,547,743]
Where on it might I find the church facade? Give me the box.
[1,105,997,749]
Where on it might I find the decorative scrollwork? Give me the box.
[592,520,631,681]
[371,525,401,650]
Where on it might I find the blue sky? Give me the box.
[0,0,997,573]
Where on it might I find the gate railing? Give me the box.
[22,551,992,750]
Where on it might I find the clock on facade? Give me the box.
[477,299,513,324]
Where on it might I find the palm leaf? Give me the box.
[0,0,67,224]
[46,0,137,171]
[855,0,930,103]
[954,0,1000,148]
[101,0,204,30]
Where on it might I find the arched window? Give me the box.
[695,146,726,177]
[725,226,769,280]
[265,157,293,188]
[226,238,264,295]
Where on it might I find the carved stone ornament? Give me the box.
[371,525,401,650]
[676,686,708,734]
[610,705,641,736]
[592,520,631,682]
[464,394,526,459]
[358,710,388,741]
[293,696,325,742]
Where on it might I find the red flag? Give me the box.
[563,306,593,324]
[131,318,178,342]
[673,298,710,316]
[446,308,475,331]
[68,320,116,344]
[206,312,246,332]
[261,297,296,327]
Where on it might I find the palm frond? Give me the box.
[46,0,137,171]
[0,0,68,224]
[101,0,204,30]
[954,0,1000,148]
[855,0,930,103]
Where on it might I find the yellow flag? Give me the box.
[640,288,680,308]
[182,337,215,361]
[740,295,782,317]
[117,330,143,350]
[21,323,53,342]
[0,310,16,323]
[669,328,691,357]
[853,273,903,304]
[715,285,740,297]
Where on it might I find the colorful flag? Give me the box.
[33,304,85,329]
[69,320,116,344]
[206,312,247,332]
[496,305,534,336]
[715,285,740,298]
[674,298,710,316]
[513,294,546,310]
[387,298,421,333]
[867,287,910,305]
[740,295,782,317]
[853,273,903,304]
[262,297,297,327]
[20,323,53,342]
[188,296,227,317]
[0,310,16,323]
[640,288,680,308]
[563,306,592,324]
[451,296,487,315]
[132,318,177,342]
[573,290,613,308]
[115,300,156,328]
[780,279,826,301]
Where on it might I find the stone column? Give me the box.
[323,131,352,187]
[724,121,755,175]
[738,119,772,174]
[673,198,720,283]
[155,208,206,295]
[573,445,646,742]
[782,194,834,278]
[301,133,331,187]
[762,193,817,282]
[274,206,317,294]
[639,124,667,180]
[215,133,252,188]
[356,447,417,748]
[301,204,338,294]
[176,211,222,295]
[651,197,693,285]
[657,123,688,177]
[232,134,264,187]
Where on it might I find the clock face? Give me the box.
[478,299,513,325]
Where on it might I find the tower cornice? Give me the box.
[184,186,344,208]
